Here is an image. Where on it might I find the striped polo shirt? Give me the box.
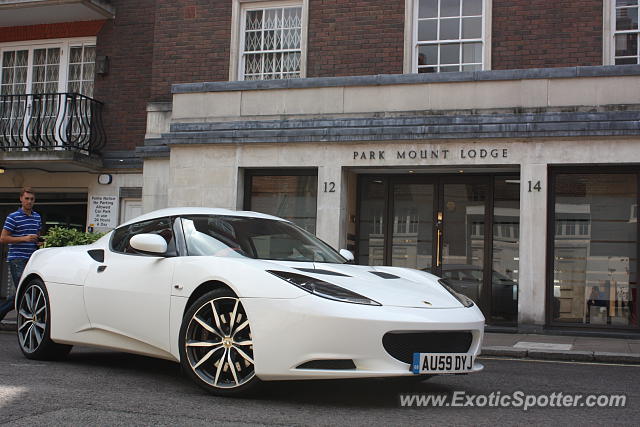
[3,208,41,260]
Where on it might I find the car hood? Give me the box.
[265,261,464,309]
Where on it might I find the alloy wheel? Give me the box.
[184,296,255,389]
[17,284,48,353]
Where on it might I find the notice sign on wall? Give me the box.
[89,195,118,229]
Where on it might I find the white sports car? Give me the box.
[15,208,484,396]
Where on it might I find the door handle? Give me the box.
[97,265,107,272]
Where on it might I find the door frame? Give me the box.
[356,173,510,323]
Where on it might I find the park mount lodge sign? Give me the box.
[352,147,510,162]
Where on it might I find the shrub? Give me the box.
[43,226,106,247]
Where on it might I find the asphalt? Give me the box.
[2,308,639,364]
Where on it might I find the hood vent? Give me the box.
[294,268,351,277]
[370,271,400,279]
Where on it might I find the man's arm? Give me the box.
[0,228,38,244]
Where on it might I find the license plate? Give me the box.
[411,353,474,374]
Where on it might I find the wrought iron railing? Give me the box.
[0,93,106,154]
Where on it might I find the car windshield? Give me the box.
[180,215,346,263]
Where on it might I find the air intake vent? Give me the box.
[382,331,473,364]
[87,249,104,263]
[294,268,351,277]
[296,359,356,370]
[370,271,400,279]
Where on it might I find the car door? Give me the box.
[83,217,179,354]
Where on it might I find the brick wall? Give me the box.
[307,0,405,77]
[94,0,156,152]
[492,0,603,69]
[150,0,232,102]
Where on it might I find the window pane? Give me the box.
[419,0,438,18]
[462,16,482,38]
[441,0,460,17]
[616,0,638,6]
[70,47,83,63]
[83,63,95,81]
[111,218,175,255]
[418,44,438,65]
[462,0,482,15]
[16,50,28,67]
[418,19,438,41]
[462,42,482,63]
[616,57,638,64]
[246,10,263,30]
[241,6,302,80]
[440,43,460,64]
[492,176,520,324]
[552,173,638,328]
[615,33,638,56]
[391,183,434,271]
[248,174,317,233]
[617,7,639,30]
[84,46,96,62]
[283,52,300,73]
[3,51,14,68]
[440,65,459,72]
[462,64,481,71]
[34,49,46,66]
[357,178,386,266]
[440,17,460,39]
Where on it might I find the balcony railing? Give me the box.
[0,93,106,154]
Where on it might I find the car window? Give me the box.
[180,215,345,263]
[110,217,177,256]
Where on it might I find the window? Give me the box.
[550,171,638,329]
[244,170,318,233]
[413,0,487,73]
[613,0,639,65]
[0,39,96,97]
[68,45,96,97]
[236,1,306,81]
[180,215,344,263]
[111,217,176,256]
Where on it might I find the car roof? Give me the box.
[118,207,287,228]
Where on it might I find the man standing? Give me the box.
[0,187,42,322]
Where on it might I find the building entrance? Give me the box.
[357,174,520,325]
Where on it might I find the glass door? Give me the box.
[390,182,435,271]
[358,174,500,320]
[436,180,490,308]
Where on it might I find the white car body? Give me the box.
[16,207,484,385]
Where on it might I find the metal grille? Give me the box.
[0,93,105,154]
[242,6,302,80]
[382,331,473,364]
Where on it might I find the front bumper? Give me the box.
[241,295,485,381]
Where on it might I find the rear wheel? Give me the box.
[179,288,259,396]
[17,278,72,360]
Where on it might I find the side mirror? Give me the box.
[339,249,355,262]
[129,234,168,255]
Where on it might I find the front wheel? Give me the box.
[17,279,72,360]
[179,288,259,396]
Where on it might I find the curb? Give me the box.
[481,346,640,364]
[0,321,16,332]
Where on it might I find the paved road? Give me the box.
[1,331,638,426]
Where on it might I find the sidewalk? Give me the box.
[2,310,639,364]
[0,308,16,332]
[482,332,640,364]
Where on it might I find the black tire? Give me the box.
[17,278,72,360]
[179,288,260,396]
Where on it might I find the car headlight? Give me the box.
[438,279,475,308]
[267,270,381,306]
